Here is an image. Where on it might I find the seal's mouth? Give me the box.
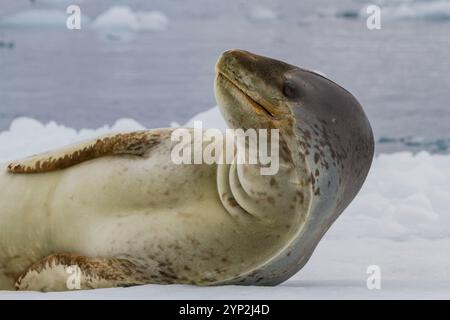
[216,72,275,118]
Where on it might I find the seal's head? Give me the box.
[215,49,374,207]
[210,50,375,286]
[215,49,295,131]
[215,49,374,285]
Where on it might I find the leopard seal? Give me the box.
[0,49,373,291]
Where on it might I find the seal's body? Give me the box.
[0,131,304,291]
[0,50,373,291]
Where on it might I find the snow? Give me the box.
[335,152,450,240]
[0,117,145,164]
[170,106,226,130]
[0,106,449,299]
[0,279,449,300]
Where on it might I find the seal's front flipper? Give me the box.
[8,130,171,174]
[15,253,150,292]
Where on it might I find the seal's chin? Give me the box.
[216,72,274,118]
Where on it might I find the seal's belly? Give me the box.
[0,140,301,285]
[0,164,61,276]
[47,148,295,283]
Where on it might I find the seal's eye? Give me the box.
[282,82,299,99]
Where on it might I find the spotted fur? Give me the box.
[8,130,170,174]
[15,253,150,291]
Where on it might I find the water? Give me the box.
[0,0,449,154]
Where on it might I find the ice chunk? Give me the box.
[0,9,90,28]
[92,6,139,32]
[136,11,169,32]
[92,6,168,32]
[248,6,278,21]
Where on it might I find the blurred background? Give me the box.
[0,0,449,153]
